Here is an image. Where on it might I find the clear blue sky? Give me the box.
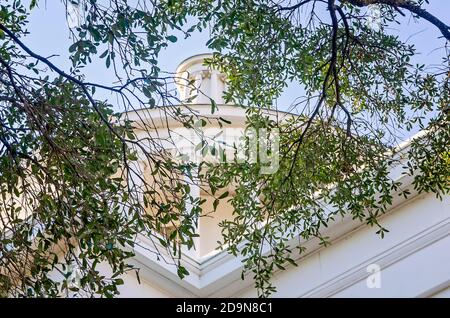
[25,1,449,114]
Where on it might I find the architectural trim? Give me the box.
[126,166,448,297]
[418,280,450,298]
[299,218,450,297]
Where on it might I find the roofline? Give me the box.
[176,53,213,68]
[120,103,299,117]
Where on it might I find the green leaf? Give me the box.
[143,86,153,98]
[218,191,229,199]
[219,117,231,124]
[166,35,177,43]
[99,50,109,59]
[210,98,218,113]
[213,199,219,211]
[177,266,189,279]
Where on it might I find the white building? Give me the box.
[115,54,450,298]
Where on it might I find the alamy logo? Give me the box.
[366,263,381,289]
[366,4,382,31]
[236,127,279,174]
[66,263,81,289]
[171,123,280,174]
[66,1,82,29]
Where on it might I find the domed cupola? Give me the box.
[175,53,228,104]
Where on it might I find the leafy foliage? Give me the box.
[0,0,449,297]
[0,0,202,297]
[191,0,449,296]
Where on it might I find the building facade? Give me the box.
[116,54,449,298]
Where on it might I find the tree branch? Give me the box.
[342,0,450,41]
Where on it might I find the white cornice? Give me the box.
[129,168,445,297]
[299,217,450,298]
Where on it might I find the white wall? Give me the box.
[118,272,171,298]
[49,192,448,298]
[236,193,450,298]
[431,286,450,298]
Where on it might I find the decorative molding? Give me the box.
[201,70,211,79]
[128,169,450,297]
[299,218,450,298]
[417,280,450,298]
